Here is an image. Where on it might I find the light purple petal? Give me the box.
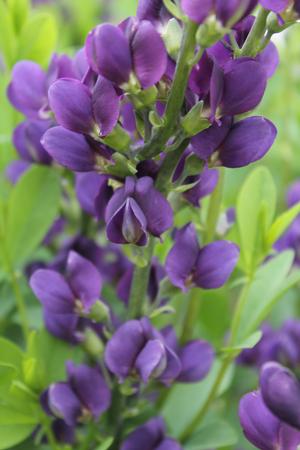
[194,241,239,289]
[7,61,47,118]
[159,346,182,385]
[13,119,52,164]
[259,0,289,12]
[191,117,232,161]
[66,362,111,419]
[6,161,31,184]
[30,269,74,313]
[279,424,300,450]
[181,0,213,24]
[48,383,82,426]
[177,340,214,383]
[257,42,279,78]
[135,339,167,383]
[41,126,96,172]
[156,438,183,450]
[104,320,146,381]
[44,311,79,343]
[66,251,102,311]
[121,417,165,450]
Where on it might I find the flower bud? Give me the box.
[181,102,210,137]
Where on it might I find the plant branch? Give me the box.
[240,7,269,56]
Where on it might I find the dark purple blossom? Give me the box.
[166,224,239,291]
[30,251,103,342]
[48,77,120,137]
[86,20,167,89]
[192,116,277,167]
[104,318,181,384]
[121,417,182,450]
[239,390,300,450]
[44,361,111,426]
[260,362,300,430]
[105,177,173,245]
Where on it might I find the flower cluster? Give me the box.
[5,0,300,449]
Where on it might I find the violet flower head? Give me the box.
[86,20,167,89]
[48,77,120,137]
[30,251,103,342]
[105,177,173,246]
[166,224,239,291]
[104,318,181,385]
[239,390,300,450]
[192,116,277,168]
[260,362,300,430]
[13,119,52,165]
[121,417,182,450]
[45,361,111,426]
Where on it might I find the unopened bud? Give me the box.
[88,300,110,322]
[196,18,225,48]
[103,124,131,152]
[181,102,210,136]
[162,18,183,59]
[82,327,104,358]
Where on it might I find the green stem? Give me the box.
[240,8,269,56]
[204,168,225,244]
[43,420,61,450]
[179,277,253,443]
[128,237,155,318]
[179,356,232,443]
[180,289,201,344]
[155,139,190,193]
[139,21,198,160]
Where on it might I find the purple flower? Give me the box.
[260,362,300,430]
[7,61,48,119]
[136,0,170,25]
[105,177,173,246]
[75,173,113,219]
[41,126,112,172]
[45,361,111,426]
[192,116,277,167]
[259,0,289,13]
[30,251,103,342]
[239,390,300,450]
[166,224,239,291]
[48,77,120,137]
[13,119,52,164]
[161,326,215,383]
[86,20,167,89]
[104,318,181,384]
[121,417,182,450]
[181,0,257,25]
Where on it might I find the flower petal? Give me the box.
[92,77,120,137]
[48,78,94,134]
[48,383,82,426]
[30,269,74,313]
[132,20,167,89]
[194,240,239,289]
[166,224,200,291]
[42,126,97,172]
[67,251,102,310]
[181,0,213,24]
[219,116,277,168]
[177,340,214,382]
[86,24,132,85]
[191,117,232,160]
[135,339,167,383]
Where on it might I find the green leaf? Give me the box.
[18,12,57,66]
[6,165,61,266]
[236,166,276,274]
[222,330,262,353]
[0,2,17,67]
[95,437,114,450]
[162,360,234,437]
[7,0,29,33]
[25,329,82,390]
[0,338,23,374]
[266,202,300,247]
[235,251,294,342]
[185,419,238,449]
[0,424,35,450]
